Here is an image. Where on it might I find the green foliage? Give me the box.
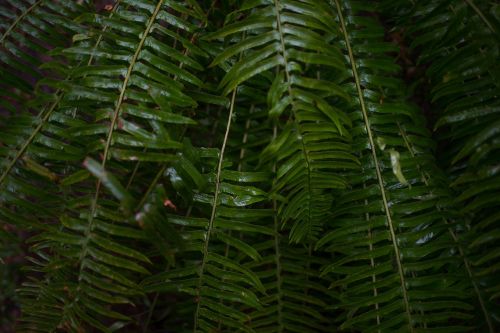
[0,0,499,332]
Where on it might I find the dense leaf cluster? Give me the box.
[0,0,499,332]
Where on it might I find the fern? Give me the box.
[1,0,499,332]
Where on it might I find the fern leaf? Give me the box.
[208,0,357,243]
[315,1,476,331]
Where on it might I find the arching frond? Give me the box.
[316,1,476,331]
[206,0,358,243]
[18,1,210,331]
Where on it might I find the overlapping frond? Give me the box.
[0,0,109,236]
[0,3,93,326]
[206,0,358,243]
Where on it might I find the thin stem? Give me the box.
[216,102,255,330]
[364,181,381,329]
[0,93,61,187]
[124,1,211,190]
[84,0,163,228]
[136,165,167,210]
[101,1,163,169]
[238,105,254,172]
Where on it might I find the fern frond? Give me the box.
[19,1,210,330]
[381,0,500,329]
[315,1,476,331]
[143,146,271,332]
[207,0,357,243]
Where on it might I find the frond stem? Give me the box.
[124,1,210,190]
[101,1,163,168]
[364,181,381,329]
[82,0,163,240]
[137,165,167,210]
[193,88,237,332]
[143,292,159,333]
[0,0,44,44]
[464,0,496,34]
[334,1,413,330]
